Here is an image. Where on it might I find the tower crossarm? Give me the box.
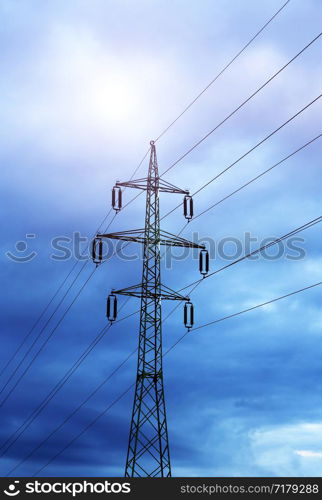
[113,283,189,301]
[97,229,205,249]
[116,177,189,195]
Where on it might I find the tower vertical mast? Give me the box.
[125,141,171,477]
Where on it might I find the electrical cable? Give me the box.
[5,214,321,472]
[193,133,322,220]
[31,279,322,476]
[0,148,152,403]
[161,94,322,220]
[6,10,322,474]
[154,0,291,142]
[160,32,322,177]
[0,269,98,409]
[0,147,150,382]
[0,209,112,381]
[5,15,315,385]
[178,216,322,293]
[0,300,135,458]
[5,167,319,461]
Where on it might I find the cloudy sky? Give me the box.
[1,0,322,477]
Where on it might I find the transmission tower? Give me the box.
[92,141,207,477]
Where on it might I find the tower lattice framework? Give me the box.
[96,141,204,477]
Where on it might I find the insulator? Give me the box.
[183,195,193,221]
[106,293,117,322]
[184,301,194,330]
[199,248,209,277]
[112,185,122,212]
[92,238,103,265]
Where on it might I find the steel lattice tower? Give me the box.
[125,142,170,477]
[94,141,205,476]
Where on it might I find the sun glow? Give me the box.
[85,71,139,125]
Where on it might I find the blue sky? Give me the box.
[1,0,322,477]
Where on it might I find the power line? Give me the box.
[0,148,150,383]
[192,97,321,197]
[0,268,97,409]
[3,299,155,471]
[0,299,135,459]
[0,230,142,415]
[70,0,292,247]
[0,323,110,452]
[3,10,312,388]
[2,4,301,473]
[32,384,134,477]
[193,132,322,220]
[93,124,321,352]
[161,94,322,220]
[27,31,322,478]
[71,2,297,253]
[161,32,322,177]
[118,108,322,277]
[159,131,322,266]
[23,12,312,354]
[4,173,320,462]
[193,282,322,332]
[5,15,320,476]
[0,234,140,411]
[0,238,104,401]
[163,217,322,329]
[98,85,322,280]
[4,207,320,464]
[31,279,322,477]
[166,281,322,353]
[0,151,152,404]
[179,216,322,293]
[6,214,320,473]
[154,0,291,142]
[5,347,138,476]
[0,261,92,400]
[15,127,320,444]
[167,216,322,317]
[106,108,317,273]
[0,209,113,382]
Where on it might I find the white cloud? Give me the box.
[250,422,322,476]
[295,450,322,458]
